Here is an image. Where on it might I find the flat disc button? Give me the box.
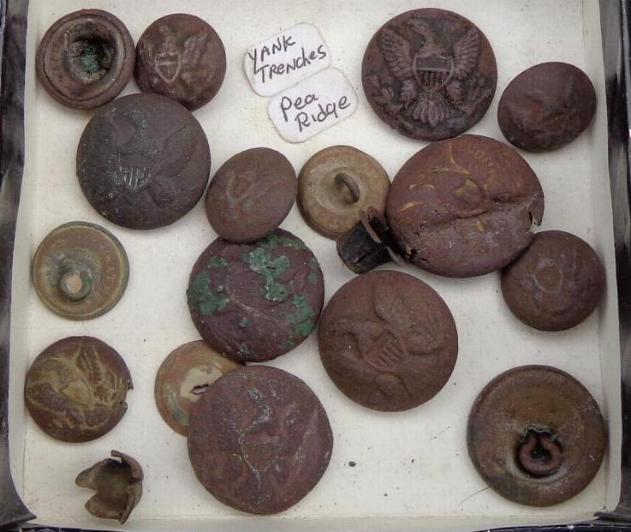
[298,146,390,239]
[467,365,607,506]
[154,340,241,436]
[32,221,129,320]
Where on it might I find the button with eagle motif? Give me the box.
[135,14,226,111]
[188,365,333,514]
[205,148,297,243]
[318,270,458,412]
[77,93,211,229]
[362,8,497,141]
[24,336,132,443]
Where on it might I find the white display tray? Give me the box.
[8,0,621,530]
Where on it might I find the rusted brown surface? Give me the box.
[467,365,607,506]
[386,134,544,277]
[187,229,324,362]
[318,270,458,412]
[75,450,143,524]
[32,221,128,320]
[362,8,497,141]
[206,148,296,243]
[501,230,605,331]
[77,93,211,229]
[154,340,241,436]
[298,146,390,239]
[498,62,597,152]
[135,14,226,111]
[36,9,134,109]
[187,365,333,514]
[24,336,132,443]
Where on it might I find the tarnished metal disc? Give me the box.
[32,222,129,320]
[298,146,390,239]
[154,340,241,436]
[467,365,607,507]
[25,336,133,443]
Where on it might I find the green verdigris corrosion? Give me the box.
[242,247,291,303]
[308,257,320,285]
[208,256,228,269]
[187,270,229,316]
[260,232,307,251]
[287,294,316,338]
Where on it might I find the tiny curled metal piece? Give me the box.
[518,429,563,477]
[335,172,361,204]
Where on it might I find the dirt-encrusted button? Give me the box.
[187,229,324,362]
[318,270,458,412]
[205,148,296,243]
[298,146,390,239]
[187,365,333,514]
[362,8,497,141]
[77,93,211,229]
[154,340,241,436]
[501,230,605,331]
[76,450,143,525]
[498,62,597,152]
[467,365,607,506]
[135,14,226,111]
[24,336,132,443]
[36,9,134,109]
[386,134,544,278]
[32,221,128,320]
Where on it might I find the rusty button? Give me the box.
[501,230,606,331]
[386,134,544,277]
[24,336,132,443]
[77,93,211,229]
[36,9,134,110]
[362,8,497,141]
[467,365,607,506]
[135,14,227,110]
[206,148,297,243]
[188,365,333,514]
[32,221,128,320]
[298,146,390,239]
[154,340,241,436]
[76,450,143,525]
[319,270,458,412]
[187,229,324,362]
[498,62,597,152]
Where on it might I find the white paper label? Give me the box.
[244,23,331,97]
[267,68,358,143]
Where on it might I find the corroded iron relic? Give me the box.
[154,340,241,436]
[501,230,605,331]
[205,148,297,243]
[187,365,333,514]
[187,229,324,362]
[135,14,226,110]
[24,336,132,443]
[318,270,458,411]
[32,221,128,320]
[77,93,211,229]
[362,8,497,141]
[36,9,135,109]
[467,365,607,506]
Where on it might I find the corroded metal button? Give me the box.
[498,62,597,152]
[77,93,211,229]
[319,270,458,412]
[36,9,135,109]
[32,222,128,320]
[135,14,227,110]
[501,230,605,331]
[362,8,497,141]
[76,450,143,525]
[154,340,240,436]
[386,134,544,277]
[188,365,333,514]
[298,146,390,239]
[205,148,296,243]
[24,336,132,443]
[467,365,607,506]
[187,229,324,362]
